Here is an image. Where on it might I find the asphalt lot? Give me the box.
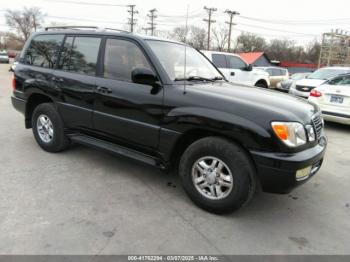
[0,63,349,255]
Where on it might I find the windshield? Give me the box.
[0,52,7,56]
[147,40,222,81]
[308,68,349,80]
[291,73,309,80]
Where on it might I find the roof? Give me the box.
[238,52,265,64]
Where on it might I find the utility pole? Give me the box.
[127,5,138,33]
[225,10,240,53]
[32,14,37,32]
[146,8,157,36]
[203,6,217,50]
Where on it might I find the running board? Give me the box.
[68,134,164,168]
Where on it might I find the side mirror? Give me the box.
[131,68,158,86]
[245,64,253,71]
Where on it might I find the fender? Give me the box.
[159,106,274,162]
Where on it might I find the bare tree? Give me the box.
[235,33,267,52]
[212,25,229,51]
[188,26,206,50]
[5,7,44,43]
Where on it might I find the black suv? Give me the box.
[11,27,327,213]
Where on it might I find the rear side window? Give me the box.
[271,68,283,76]
[59,36,101,76]
[103,38,152,82]
[212,54,227,68]
[24,34,64,68]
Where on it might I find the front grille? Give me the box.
[296,85,313,92]
[312,113,323,140]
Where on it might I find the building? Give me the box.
[239,52,318,74]
[238,52,273,67]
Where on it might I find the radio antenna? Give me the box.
[183,5,189,95]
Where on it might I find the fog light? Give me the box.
[296,166,312,181]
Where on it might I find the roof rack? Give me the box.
[44,26,130,34]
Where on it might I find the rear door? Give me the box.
[93,37,164,149]
[54,35,102,130]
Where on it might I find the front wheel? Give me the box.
[179,137,256,214]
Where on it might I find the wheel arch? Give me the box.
[25,93,54,128]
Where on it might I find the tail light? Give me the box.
[12,75,16,91]
[310,89,322,97]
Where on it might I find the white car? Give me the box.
[290,67,350,98]
[0,51,9,63]
[201,50,270,88]
[308,73,350,125]
[256,67,289,89]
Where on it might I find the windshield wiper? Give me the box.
[174,76,224,82]
[174,76,215,82]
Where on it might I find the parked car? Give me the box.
[256,67,289,88]
[308,73,350,125]
[290,67,350,98]
[276,72,311,92]
[0,51,9,63]
[12,28,327,213]
[201,50,270,88]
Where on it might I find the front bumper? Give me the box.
[250,136,327,193]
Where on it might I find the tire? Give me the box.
[32,103,70,152]
[255,82,267,88]
[179,137,256,214]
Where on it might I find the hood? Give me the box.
[295,78,326,88]
[187,81,318,125]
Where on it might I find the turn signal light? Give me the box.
[12,75,16,91]
[272,124,289,140]
[310,89,322,97]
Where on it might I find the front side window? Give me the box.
[24,34,64,68]
[212,54,227,68]
[227,56,246,70]
[103,39,152,81]
[59,36,101,76]
[147,40,222,81]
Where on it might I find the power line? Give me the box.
[127,4,138,33]
[239,15,350,25]
[44,0,128,7]
[238,22,318,36]
[225,10,240,52]
[203,6,217,50]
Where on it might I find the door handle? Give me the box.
[230,72,235,76]
[96,86,112,94]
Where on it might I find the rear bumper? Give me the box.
[289,87,309,98]
[250,137,327,193]
[11,95,26,115]
[322,112,350,125]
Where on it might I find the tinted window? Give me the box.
[104,39,152,82]
[329,75,350,86]
[60,36,101,76]
[24,34,64,68]
[227,56,246,69]
[212,54,227,68]
[270,68,284,76]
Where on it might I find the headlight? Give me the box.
[305,125,315,142]
[271,122,307,147]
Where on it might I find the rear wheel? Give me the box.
[32,103,70,152]
[179,137,256,214]
[255,82,268,88]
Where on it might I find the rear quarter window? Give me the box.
[24,34,64,68]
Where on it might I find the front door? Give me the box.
[93,38,164,149]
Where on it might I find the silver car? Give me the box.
[0,51,9,63]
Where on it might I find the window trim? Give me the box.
[100,36,161,84]
[22,33,65,69]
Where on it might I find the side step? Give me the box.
[69,134,164,168]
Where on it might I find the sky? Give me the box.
[1,0,350,46]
